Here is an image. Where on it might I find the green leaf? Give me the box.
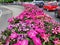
[27,38,34,45]
[14,27,18,33]
[56,34,60,38]
[43,42,45,45]
[49,24,53,30]
[14,18,20,23]
[48,41,54,45]
[49,36,55,41]
[1,37,6,44]
[2,30,11,37]
[23,16,28,20]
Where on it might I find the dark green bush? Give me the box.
[0,0,13,3]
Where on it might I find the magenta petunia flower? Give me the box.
[17,34,24,41]
[19,15,24,19]
[21,39,28,45]
[8,17,14,23]
[10,32,18,39]
[8,24,13,30]
[25,20,32,24]
[5,38,10,45]
[35,26,46,34]
[32,37,42,45]
[27,30,38,38]
[13,41,21,45]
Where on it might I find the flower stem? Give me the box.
[48,41,51,45]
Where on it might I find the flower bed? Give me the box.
[0,4,60,45]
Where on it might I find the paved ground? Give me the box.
[0,5,24,35]
[0,7,12,34]
[0,5,24,17]
[44,10,60,23]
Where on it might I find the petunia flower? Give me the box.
[5,38,10,45]
[21,39,28,45]
[17,34,24,41]
[35,26,46,34]
[27,30,38,38]
[13,41,21,45]
[8,17,14,23]
[32,37,42,45]
[10,32,18,39]
[52,28,58,34]
[53,38,60,45]
[41,33,50,42]
[8,24,13,30]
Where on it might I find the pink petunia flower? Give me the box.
[52,28,58,34]
[32,37,42,45]
[53,38,60,45]
[8,17,14,23]
[5,38,10,45]
[35,26,46,34]
[8,24,13,30]
[27,30,38,38]
[21,39,28,45]
[10,32,18,39]
[13,41,21,45]
[41,33,51,42]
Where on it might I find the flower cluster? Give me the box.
[0,4,60,45]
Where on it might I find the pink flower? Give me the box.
[34,19,40,24]
[8,17,14,23]
[13,43,18,45]
[18,12,25,19]
[21,40,28,45]
[35,27,45,34]
[52,27,60,34]
[5,38,10,45]
[53,38,60,45]
[41,33,50,42]
[15,23,20,27]
[10,32,18,39]
[13,41,21,45]
[16,16,20,20]
[52,26,60,34]
[8,24,13,30]
[25,20,32,24]
[13,40,28,45]
[52,28,58,34]
[17,34,24,41]
[32,37,42,45]
[27,30,38,38]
